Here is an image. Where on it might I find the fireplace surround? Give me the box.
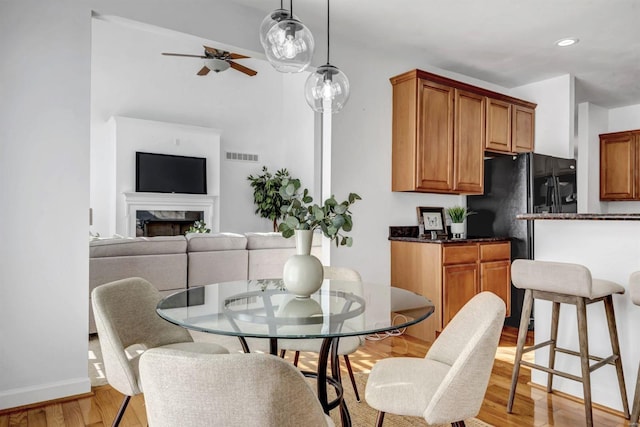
[123,192,217,237]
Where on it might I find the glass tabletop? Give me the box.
[157,279,434,340]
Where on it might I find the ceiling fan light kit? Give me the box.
[161,45,257,77]
[304,0,350,113]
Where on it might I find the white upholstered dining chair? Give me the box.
[91,277,229,427]
[365,292,505,427]
[279,266,365,400]
[139,348,334,427]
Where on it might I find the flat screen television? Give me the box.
[136,152,207,195]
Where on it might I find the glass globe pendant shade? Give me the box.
[259,8,292,48]
[264,18,314,73]
[304,64,350,113]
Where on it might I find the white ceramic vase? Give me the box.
[283,230,324,298]
[451,222,465,239]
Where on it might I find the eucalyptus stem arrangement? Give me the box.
[277,177,361,247]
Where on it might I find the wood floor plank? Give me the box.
[0,328,632,426]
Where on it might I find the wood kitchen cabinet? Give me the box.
[390,239,511,342]
[485,100,535,154]
[391,69,535,195]
[600,129,640,200]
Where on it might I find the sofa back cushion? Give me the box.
[90,236,187,258]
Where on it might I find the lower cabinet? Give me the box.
[391,240,511,342]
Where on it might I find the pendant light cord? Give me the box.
[326,0,331,64]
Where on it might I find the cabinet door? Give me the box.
[480,260,511,317]
[600,133,636,200]
[485,98,512,152]
[416,80,455,192]
[512,105,535,153]
[442,263,478,326]
[454,90,485,194]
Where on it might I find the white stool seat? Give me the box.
[511,260,625,299]
[508,259,629,427]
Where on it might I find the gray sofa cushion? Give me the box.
[186,232,247,252]
[90,236,187,258]
[245,232,321,249]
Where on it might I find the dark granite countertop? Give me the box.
[389,226,511,244]
[517,213,640,221]
[389,236,512,244]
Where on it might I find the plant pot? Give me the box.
[450,222,465,239]
[283,230,324,298]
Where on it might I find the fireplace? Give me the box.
[136,210,204,237]
[123,192,217,237]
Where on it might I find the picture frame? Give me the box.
[416,206,447,238]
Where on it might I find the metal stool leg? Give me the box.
[603,295,630,418]
[576,296,594,427]
[547,301,560,392]
[507,289,533,413]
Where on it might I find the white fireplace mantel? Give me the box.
[123,192,218,237]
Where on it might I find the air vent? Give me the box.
[225,151,259,162]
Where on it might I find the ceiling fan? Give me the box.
[161,45,257,77]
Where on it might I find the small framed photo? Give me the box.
[417,207,447,237]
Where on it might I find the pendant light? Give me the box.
[263,0,315,73]
[259,1,292,49]
[304,0,349,113]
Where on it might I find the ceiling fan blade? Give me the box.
[197,66,211,76]
[162,53,208,58]
[203,45,221,57]
[229,53,250,60]
[229,61,257,77]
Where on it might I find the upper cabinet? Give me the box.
[391,69,536,194]
[600,129,640,200]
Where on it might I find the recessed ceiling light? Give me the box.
[555,38,579,47]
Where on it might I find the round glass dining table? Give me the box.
[156,278,434,427]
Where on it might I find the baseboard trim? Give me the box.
[528,382,627,418]
[0,377,91,412]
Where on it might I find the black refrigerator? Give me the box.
[467,152,577,328]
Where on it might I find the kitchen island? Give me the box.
[518,213,640,413]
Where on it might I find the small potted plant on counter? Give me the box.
[446,206,475,239]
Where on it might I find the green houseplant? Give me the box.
[446,205,475,223]
[247,166,301,232]
[277,178,361,247]
[186,220,211,234]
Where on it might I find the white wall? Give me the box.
[90,17,315,236]
[511,74,575,159]
[577,102,608,213]
[0,0,92,408]
[109,116,221,235]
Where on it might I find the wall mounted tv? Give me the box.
[136,152,207,195]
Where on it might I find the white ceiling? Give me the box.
[233,0,640,109]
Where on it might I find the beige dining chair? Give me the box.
[91,277,229,427]
[279,266,364,401]
[365,292,505,427]
[139,348,334,427]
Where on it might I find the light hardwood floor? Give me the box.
[0,327,633,426]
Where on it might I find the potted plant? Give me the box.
[247,167,301,232]
[446,206,475,238]
[276,179,361,297]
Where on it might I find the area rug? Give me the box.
[89,336,492,426]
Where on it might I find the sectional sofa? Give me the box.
[88,232,322,334]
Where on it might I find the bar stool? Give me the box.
[629,271,640,426]
[507,259,630,427]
